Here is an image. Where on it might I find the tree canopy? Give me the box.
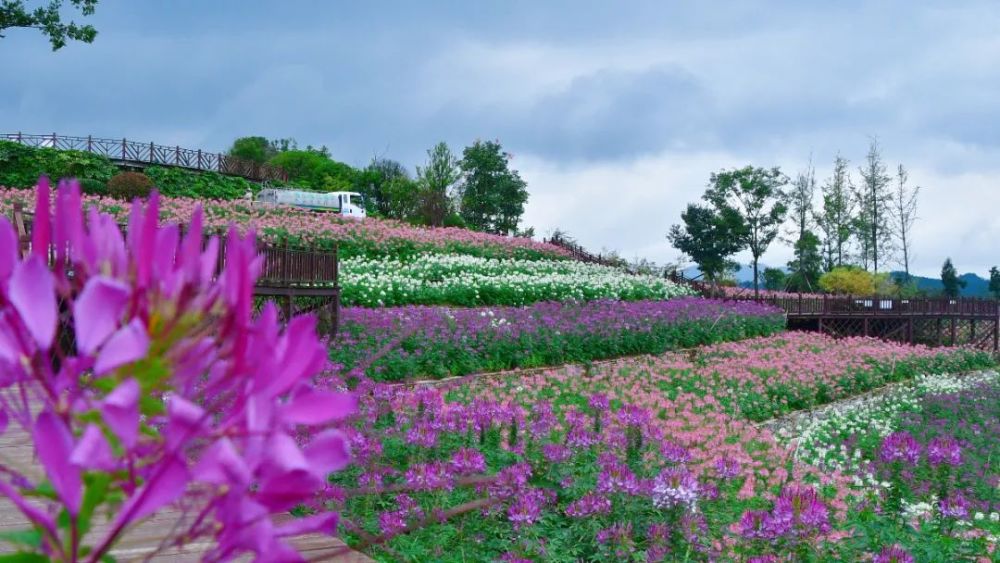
[458,140,529,235]
[1,0,97,49]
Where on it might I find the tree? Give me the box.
[989,266,1000,299]
[786,160,817,288]
[817,154,854,270]
[268,150,357,192]
[704,166,788,297]
[892,164,919,281]
[819,266,878,295]
[940,258,966,298]
[416,142,461,227]
[854,137,894,273]
[667,204,746,286]
[1,0,97,50]
[228,136,275,164]
[355,157,418,219]
[785,230,823,293]
[762,267,787,291]
[458,140,529,235]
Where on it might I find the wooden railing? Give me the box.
[11,203,336,289]
[2,132,288,183]
[753,294,1000,318]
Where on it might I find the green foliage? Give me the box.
[0,140,116,187]
[704,165,789,295]
[668,204,746,283]
[940,257,965,298]
[227,136,274,164]
[144,166,256,200]
[334,313,785,382]
[458,140,529,235]
[762,267,787,291]
[0,0,97,50]
[819,266,888,295]
[786,230,823,292]
[106,171,153,200]
[355,158,417,219]
[989,266,1000,299]
[269,150,357,192]
[416,142,460,226]
[78,177,106,196]
[442,212,466,229]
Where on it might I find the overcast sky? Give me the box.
[2,1,999,277]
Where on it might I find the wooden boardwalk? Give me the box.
[2,133,288,183]
[0,418,372,561]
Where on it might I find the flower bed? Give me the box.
[0,185,572,261]
[331,298,786,382]
[340,254,693,306]
[321,334,994,561]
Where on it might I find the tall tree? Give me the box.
[416,142,461,227]
[458,140,529,235]
[1,0,97,50]
[785,230,823,292]
[762,267,788,291]
[940,258,966,298]
[228,136,275,164]
[786,159,817,286]
[817,154,854,270]
[989,266,1000,299]
[704,166,788,297]
[668,204,746,286]
[854,137,894,273]
[355,158,415,218]
[892,164,919,281]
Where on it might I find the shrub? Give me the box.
[443,212,466,228]
[107,171,154,200]
[0,140,117,187]
[819,266,878,295]
[144,166,256,200]
[78,177,107,195]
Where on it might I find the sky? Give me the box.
[2,1,999,277]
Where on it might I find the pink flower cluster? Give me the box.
[0,180,357,561]
[0,186,571,259]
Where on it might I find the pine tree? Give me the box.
[817,154,854,270]
[854,137,894,273]
[940,258,966,298]
[892,164,919,281]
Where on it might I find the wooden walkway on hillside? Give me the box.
[2,133,288,183]
[0,415,371,561]
[668,273,1000,352]
[10,204,342,335]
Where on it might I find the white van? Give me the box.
[257,189,366,218]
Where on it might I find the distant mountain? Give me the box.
[894,271,991,297]
[681,265,786,286]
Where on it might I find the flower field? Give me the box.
[321,333,995,562]
[340,254,692,306]
[331,298,785,381]
[0,186,572,260]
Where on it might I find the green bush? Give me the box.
[0,140,117,188]
[78,178,107,196]
[107,172,154,200]
[144,166,256,200]
[443,212,466,228]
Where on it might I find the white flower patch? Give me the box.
[339,253,694,306]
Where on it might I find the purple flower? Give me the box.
[872,545,915,563]
[596,456,642,496]
[565,492,612,518]
[747,556,779,563]
[714,456,741,479]
[660,441,691,464]
[773,484,830,536]
[880,431,921,465]
[542,443,572,463]
[449,448,487,475]
[404,462,454,492]
[938,492,969,519]
[588,393,610,412]
[926,436,961,467]
[651,466,700,510]
[737,510,772,540]
[507,488,549,529]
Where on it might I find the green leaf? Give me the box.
[0,553,49,562]
[0,529,42,548]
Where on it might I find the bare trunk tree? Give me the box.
[855,137,894,273]
[893,164,919,281]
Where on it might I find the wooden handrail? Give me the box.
[2,132,288,183]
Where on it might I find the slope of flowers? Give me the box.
[0,186,572,260]
[331,298,785,381]
[340,254,693,306]
[323,334,993,561]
